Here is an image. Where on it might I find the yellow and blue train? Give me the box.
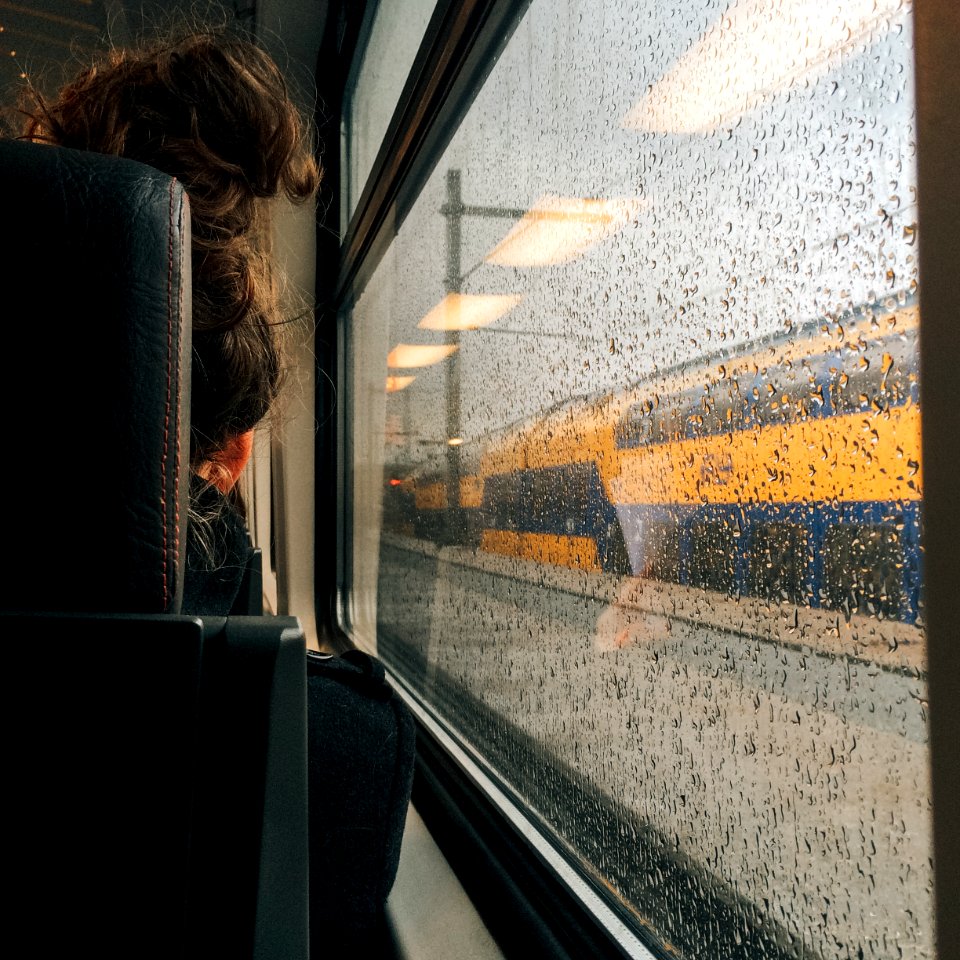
[389,295,922,628]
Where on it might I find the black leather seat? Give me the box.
[0,138,307,959]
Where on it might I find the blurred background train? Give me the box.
[386,295,922,635]
[3,2,958,960]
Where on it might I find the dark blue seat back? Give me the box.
[0,138,192,615]
[0,139,307,960]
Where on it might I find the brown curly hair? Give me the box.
[23,30,320,471]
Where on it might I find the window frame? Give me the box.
[317,0,960,953]
[914,0,960,946]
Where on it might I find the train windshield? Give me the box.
[352,0,928,956]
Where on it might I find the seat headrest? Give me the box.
[0,139,192,614]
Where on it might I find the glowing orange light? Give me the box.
[418,293,521,331]
[389,478,403,487]
[485,195,642,267]
[387,344,458,369]
[386,375,416,392]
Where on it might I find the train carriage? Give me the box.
[4,1,959,959]
[402,298,923,663]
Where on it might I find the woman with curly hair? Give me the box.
[21,29,414,955]
[23,29,320,613]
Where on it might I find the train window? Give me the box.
[748,522,809,605]
[483,473,521,532]
[615,402,654,448]
[616,399,684,448]
[696,382,747,436]
[822,523,905,621]
[829,334,918,416]
[528,470,554,528]
[340,0,933,956]
[642,520,682,584]
[750,371,810,428]
[342,0,439,226]
[530,466,590,533]
[687,521,736,595]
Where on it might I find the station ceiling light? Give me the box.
[485,195,641,267]
[622,0,909,134]
[418,292,521,331]
[386,375,415,392]
[387,343,458,368]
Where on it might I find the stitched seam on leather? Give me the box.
[173,186,185,587]
[162,178,176,609]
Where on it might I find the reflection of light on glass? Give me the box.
[622,0,910,134]
[387,343,458,368]
[485,195,642,267]
[418,292,521,331]
[386,375,415,392]
[447,437,464,446]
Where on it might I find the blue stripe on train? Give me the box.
[614,499,922,624]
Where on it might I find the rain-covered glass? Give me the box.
[343,0,438,228]
[345,0,930,956]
